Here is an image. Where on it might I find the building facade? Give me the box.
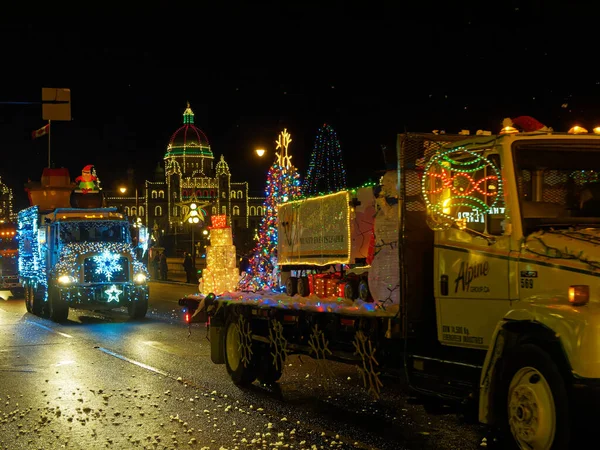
[107,103,265,258]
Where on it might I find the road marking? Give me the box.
[97,347,169,376]
[25,320,73,338]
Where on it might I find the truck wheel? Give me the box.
[501,344,570,450]
[48,286,69,323]
[224,313,257,386]
[285,277,297,296]
[128,297,148,320]
[297,277,310,297]
[358,279,372,302]
[26,284,44,316]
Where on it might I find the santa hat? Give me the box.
[82,164,94,172]
[502,116,552,132]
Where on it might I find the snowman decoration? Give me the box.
[75,164,98,193]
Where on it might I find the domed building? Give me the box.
[120,103,265,259]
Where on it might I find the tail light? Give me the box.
[568,285,589,306]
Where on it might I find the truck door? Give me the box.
[428,150,514,349]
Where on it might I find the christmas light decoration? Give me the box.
[104,284,123,302]
[421,146,503,224]
[303,124,347,196]
[200,215,239,295]
[239,130,302,292]
[93,251,124,280]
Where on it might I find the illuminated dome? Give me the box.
[166,103,212,157]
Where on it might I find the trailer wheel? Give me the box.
[285,277,298,296]
[48,286,69,323]
[297,277,310,297]
[500,344,570,450]
[343,279,359,300]
[256,343,284,385]
[128,297,148,320]
[224,312,257,386]
[358,279,372,302]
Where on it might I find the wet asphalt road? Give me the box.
[0,281,495,450]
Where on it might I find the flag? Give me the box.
[32,123,50,139]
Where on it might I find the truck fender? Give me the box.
[478,314,572,426]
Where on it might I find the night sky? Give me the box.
[1,1,599,211]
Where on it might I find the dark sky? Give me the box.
[1,1,599,211]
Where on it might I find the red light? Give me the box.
[185,313,190,323]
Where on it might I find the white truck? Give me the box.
[187,125,600,449]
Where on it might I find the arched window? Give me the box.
[237,190,243,198]
[221,206,226,214]
[233,206,240,216]
[125,206,130,216]
[151,190,158,199]
[212,206,217,214]
[257,206,263,216]
[131,207,137,216]
[249,206,256,215]
[222,192,226,198]
[139,206,145,216]
[230,191,236,199]
[158,190,165,199]
[204,190,209,197]
[154,206,162,216]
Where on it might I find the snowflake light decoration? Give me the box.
[93,251,123,281]
[104,284,123,302]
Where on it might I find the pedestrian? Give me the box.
[151,252,160,279]
[183,252,195,284]
[159,252,168,281]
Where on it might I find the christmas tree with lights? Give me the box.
[303,124,347,196]
[239,129,302,292]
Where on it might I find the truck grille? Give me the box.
[83,255,130,283]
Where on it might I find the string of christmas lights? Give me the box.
[303,124,347,197]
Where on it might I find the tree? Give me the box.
[303,124,347,196]
[239,130,302,291]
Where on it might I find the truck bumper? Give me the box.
[58,284,149,310]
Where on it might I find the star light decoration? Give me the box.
[104,284,123,302]
[93,251,123,281]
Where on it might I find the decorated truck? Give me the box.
[0,221,23,297]
[18,166,149,322]
[186,117,600,449]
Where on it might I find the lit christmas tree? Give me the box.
[303,123,347,196]
[239,129,302,292]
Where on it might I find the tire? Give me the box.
[344,279,359,300]
[500,344,570,450]
[256,343,284,385]
[24,283,32,313]
[285,277,297,296]
[128,296,148,319]
[26,283,44,316]
[223,312,257,386]
[48,285,69,323]
[297,277,310,297]
[358,279,371,302]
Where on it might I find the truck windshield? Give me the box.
[513,140,600,230]
[60,221,130,243]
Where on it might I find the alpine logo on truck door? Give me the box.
[423,148,514,349]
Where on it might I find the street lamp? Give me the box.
[188,203,201,264]
[255,148,266,157]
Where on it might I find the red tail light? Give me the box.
[185,313,190,323]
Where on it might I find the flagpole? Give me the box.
[48,120,51,168]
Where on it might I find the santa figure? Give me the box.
[75,164,98,193]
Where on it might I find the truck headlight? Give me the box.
[58,275,76,285]
[134,273,147,284]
